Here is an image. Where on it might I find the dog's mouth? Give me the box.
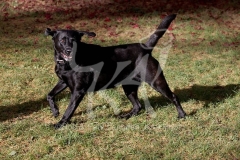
[61,52,72,61]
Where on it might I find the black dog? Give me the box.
[45,14,186,129]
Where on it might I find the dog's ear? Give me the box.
[78,31,96,37]
[45,28,57,37]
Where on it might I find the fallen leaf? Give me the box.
[31,58,39,62]
[104,17,111,22]
[116,17,123,23]
[9,151,17,156]
[65,25,73,29]
[130,22,139,28]
[45,13,52,20]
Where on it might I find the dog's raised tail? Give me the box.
[145,14,176,49]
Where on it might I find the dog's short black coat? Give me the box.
[45,14,186,129]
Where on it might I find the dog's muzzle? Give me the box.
[59,42,77,62]
[61,50,73,61]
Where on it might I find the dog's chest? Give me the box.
[55,64,73,79]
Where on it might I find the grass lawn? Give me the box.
[0,0,239,159]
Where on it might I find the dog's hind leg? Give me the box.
[144,58,186,118]
[150,73,186,118]
[47,80,67,117]
[120,85,142,119]
[54,89,86,129]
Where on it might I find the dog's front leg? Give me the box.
[47,80,67,117]
[54,90,86,129]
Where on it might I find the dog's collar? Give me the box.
[56,59,65,64]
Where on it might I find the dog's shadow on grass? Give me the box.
[0,84,239,122]
[0,97,47,122]
[148,84,239,116]
[0,92,69,122]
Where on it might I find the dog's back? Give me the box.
[75,42,149,65]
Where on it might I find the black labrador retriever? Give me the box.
[45,14,186,129]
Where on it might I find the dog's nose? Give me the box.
[66,49,72,54]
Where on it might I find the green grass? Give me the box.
[0,1,240,159]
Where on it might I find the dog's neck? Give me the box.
[56,59,65,64]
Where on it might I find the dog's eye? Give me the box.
[60,39,65,43]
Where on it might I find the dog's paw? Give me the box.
[119,108,141,119]
[53,121,68,129]
[119,112,136,119]
[178,112,186,119]
[52,111,60,118]
[118,113,131,119]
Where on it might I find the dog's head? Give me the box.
[45,28,96,62]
